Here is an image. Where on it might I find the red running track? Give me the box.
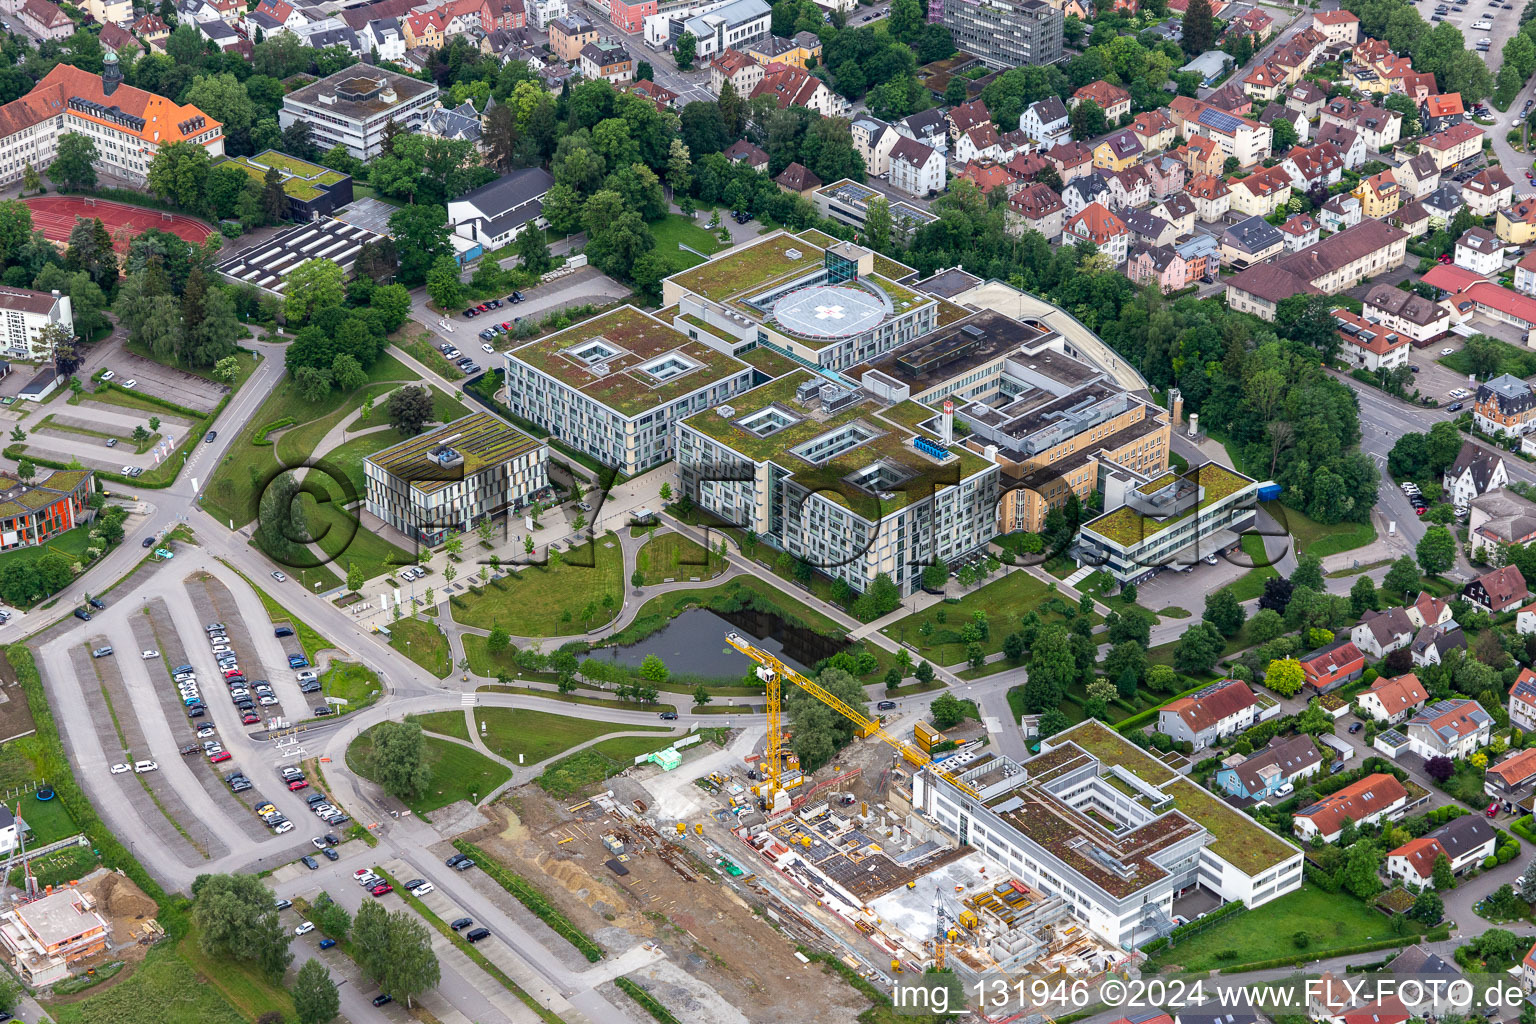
[22,196,216,251]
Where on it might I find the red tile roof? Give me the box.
[1074,80,1130,111]
[1296,773,1408,837]
[1160,679,1257,734]
[1488,747,1536,787]
[1424,92,1465,118]
[1065,201,1127,243]
[1314,9,1359,22]
[1367,672,1427,714]
[1389,837,1445,881]
[0,63,222,148]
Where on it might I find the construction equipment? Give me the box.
[933,886,953,971]
[724,631,979,811]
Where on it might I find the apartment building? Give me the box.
[0,286,72,360]
[279,67,436,160]
[1225,220,1408,320]
[940,0,1063,71]
[1168,96,1272,167]
[1362,284,1449,344]
[1419,122,1485,170]
[1511,667,1536,733]
[1474,374,1536,436]
[363,412,548,546]
[1405,699,1492,759]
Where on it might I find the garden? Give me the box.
[884,571,1101,669]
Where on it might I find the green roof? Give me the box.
[1081,463,1255,547]
[0,468,89,518]
[667,233,826,302]
[365,411,541,494]
[226,149,348,201]
[507,305,750,418]
[734,345,802,378]
[1053,719,1300,876]
[681,371,992,518]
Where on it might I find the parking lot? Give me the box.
[39,562,348,886]
[1415,0,1521,65]
[19,398,199,476]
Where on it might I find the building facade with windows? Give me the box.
[940,0,1063,71]
[0,469,91,551]
[278,67,437,160]
[0,286,71,360]
[363,412,548,546]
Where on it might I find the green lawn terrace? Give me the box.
[681,369,992,518]
[505,305,752,418]
[222,149,353,215]
[1082,463,1256,548]
[1046,720,1300,877]
[364,410,542,495]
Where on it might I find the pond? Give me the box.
[592,606,850,678]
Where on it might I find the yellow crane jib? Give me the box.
[724,632,979,802]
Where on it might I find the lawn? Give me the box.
[317,427,407,500]
[1144,883,1425,971]
[320,660,382,713]
[634,531,725,585]
[537,735,680,798]
[0,525,93,573]
[881,570,1100,666]
[1264,502,1377,559]
[474,708,665,765]
[49,943,245,1024]
[348,725,510,814]
[650,213,728,273]
[301,494,415,584]
[416,709,471,741]
[177,923,295,1023]
[388,616,451,677]
[462,632,521,677]
[354,383,470,431]
[1217,534,1280,603]
[20,791,80,845]
[203,353,413,529]
[451,533,625,635]
[1439,335,1536,379]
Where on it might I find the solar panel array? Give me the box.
[1197,108,1244,135]
[215,220,385,294]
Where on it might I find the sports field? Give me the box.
[22,196,216,252]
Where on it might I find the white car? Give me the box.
[482,343,495,353]
[1274,782,1294,797]
[258,696,279,707]
[122,380,137,389]
[196,726,216,738]
[272,571,287,582]
[274,821,294,834]
[294,922,315,936]
[357,874,380,888]
[141,649,158,659]
[134,760,158,773]
[121,466,133,475]
[312,837,328,850]
[110,763,131,774]
[100,370,115,381]
[1441,347,1455,355]
[410,881,434,895]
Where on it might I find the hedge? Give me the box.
[1513,814,1536,844]
[451,839,602,961]
[614,978,680,1024]
[1216,926,1451,973]
[1115,678,1229,736]
[253,416,294,445]
[6,644,182,930]
[1139,900,1247,955]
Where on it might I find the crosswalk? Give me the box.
[461,692,478,707]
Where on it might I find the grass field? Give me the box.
[398,333,466,379]
[537,735,679,797]
[0,526,93,573]
[302,496,414,583]
[178,923,295,1022]
[388,617,451,677]
[1218,534,1281,603]
[319,428,407,500]
[882,570,1100,666]
[203,353,413,529]
[348,724,510,814]
[452,533,625,635]
[1145,884,1423,970]
[49,943,245,1024]
[320,660,382,713]
[1264,502,1377,559]
[634,531,725,585]
[20,791,79,844]
[355,383,469,430]
[651,213,727,273]
[461,632,521,677]
[474,708,666,765]
[417,709,471,741]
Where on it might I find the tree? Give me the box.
[1070,99,1105,141]
[1258,576,1293,614]
[1342,841,1383,899]
[293,958,340,1024]
[426,253,465,309]
[387,386,432,436]
[675,31,697,70]
[388,204,452,287]
[1203,588,1245,636]
[1265,658,1305,696]
[1383,555,1421,597]
[1104,641,1147,687]
[1291,554,1324,592]
[1183,0,1215,53]
[1173,621,1224,675]
[1432,852,1455,890]
[284,258,345,324]
[260,164,290,223]
[365,719,433,799]
[931,692,967,729]
[1023,624,1075,712]
[15,460,34,484]
[146,141,211,210]
[47,133,98,191]
[1417,525,1456,576]
[786,667,870,772]
[1407,889,1444,925]
[515,227,552,275]
[1426,755,1455,782]
[915,661,934,685]
[1349,575,1379,618]
[190,874,291,980]
[640,653,669,682]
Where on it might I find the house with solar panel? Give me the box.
[363,411,550,546]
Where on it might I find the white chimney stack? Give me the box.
[941,400,954,446]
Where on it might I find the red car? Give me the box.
[241,711,260,724]
[370,883,393,897]
[209,750,232,763]
[224,669,243,678]
[1414,505,1427,516]
[476,304,489,312]
[288,779,309,791]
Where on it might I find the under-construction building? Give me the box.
[0,884,110,985]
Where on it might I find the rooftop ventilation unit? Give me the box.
[785,248,802,259]
[591,362,611,376]
[961,324,987,339]
[431,446,464,468]
[718,405,735,418]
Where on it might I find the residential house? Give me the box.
[1241,61,1288,102]
[1176,135,1224,177]
[19,0,71,39]
[1006,182,1065,240]
[1151,192,1196,236]
[1124,209,1178,248]
[1469,489,1536,561]
[1278,212,1320,252]
[849,118,897,177]
[723,139,768,172]
[1509,667,1536,732]
[1313,8,1360,45]
[1402,70,1439,103]
[1408,590,1454,629]
[958,161,1012,194]
[1044,140,1093,183]
[1205,81,1251,115]
[1293,773,1408,842]
[1104,165,1151,209]
[709,49,763,97]
[403,7,445,48]
[1314,123,1365,170]
[131,14,171,49]
[1072,80,1130,121]
[946,98,991,143]
[1126,243,1198,294]
[1229,166,1293,217]
[628,79,678,110]
[1463,167,1515,217]
[750,63,842,117]
[1387,815,1497,886]
[1220,215,1285,268]
[1092,129,1143,172]
[1260,103,1309,145]
[1394,151,1442,200]
[1225,220,1409,320]
[1519,251,1536,296]
[1062,172,1110,218]
[362,17,406,58]
[1019,96,1070,149]
[1405,699,1493,759]
[548,14,597,60]
[1227,7,1274,43]
[1351,608,1418,659]
[1352,169,1400,218]
[1464,565,1530,613]
[1411,623,1467,667]
[1498,199,1536,246]
[955,123,1004,165]
[1362,283,1449,344]
[1358,671,1428,724]
[1422,184,1466,228]
[1063,202,1129,264]
[1474,374,1536,436]
[1486,747,1536,811]
[578,39,632,83]
[1420,122,1485,170]
[1521,604,1536,637]
[1185,173,1231,222]
[1421,92,1466,134]
[1215,733,1322,801]
[1155,679,1262,749]
[1281,141,1344,192]
[1332,308,1411,372]
[1394,200,1431,238]
[1169,95,1272,167]
[1443,441,1508,506]
[1299,638,1366,694]
[1005,150,1050,182]
[773,161,820,197]
[888,136,945,197]
[1131,109,1177,154]
[1287,80,1327,120]
[895,108,948,156]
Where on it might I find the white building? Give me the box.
[0,287,72,360]
[1443,441,1508,507]
[527,0,567,28]
[1405,699,1492,760]
[1454,227,1507,277]
[1156,679,1265,749]
[447,168,553,251]
[911,720,1303,952]
[1019,96,1070,149]
[1356,671,1428,724]
[888,136,945,197]
[1293,773,1408,843]
[279,67,437,160]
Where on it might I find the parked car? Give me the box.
[91,646,113,658]
[295,922,315,936]
[451,917,473,931]
[318,937,337,949]
[466,927,491,942]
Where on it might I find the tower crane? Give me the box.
[933,886,954,971]
[724,631,979,812]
